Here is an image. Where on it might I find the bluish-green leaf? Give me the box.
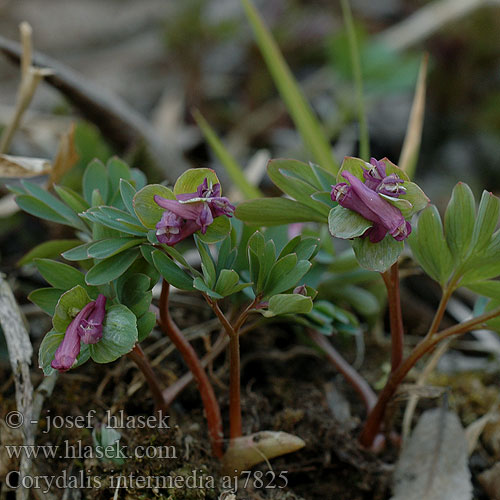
[152,250,194,291]
[35,259,88,291]
[236,197,326,225]
[83,159,109,204]
[260,293,313,317]
[89,305,138,363]
[120,179,136,215]
[39,330,90,375]
[87,238,144,260]
[52,285,92,332]
[353,234,404,273]
[133,184,175,229]
[328,205,372,239]
[18,240,82,266]
[444,182,475,261]
[85,248,139,286]
[28,288,64,316]
[408,205,453,284]
[137,311,157,342]
[193,277,223,299]
[469,190,500,254]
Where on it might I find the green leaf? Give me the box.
[39,330,90,376]
[28,288,64,315]
[89,305,138,363]
[35,259,87,291]
[152,250,194,291]
[85,248,139,286]
[133,184,175,229]
[193,110,262,199]
[397,181,429,217]
[21,180,86,231]
[62,242,94,261]
[119,179,136,215]
[16,195,71,226]
[82,208,146,237]
[236,197,326,225]
[264,258,311,297]
[107,157,131,195]
[193,277,223,299]
[18,240,82,266]
[196,215,231,244]
[83,159,109,204]
[260,293,313,317]
[137,311,157,342]
[408,205,453,284]
[352,234,404,272]
[469,190,500,254]
[118,274,152,317]
[53,285,92,332]
[214,269,250,296]
[173,168,220,196]
[264,253,297,294]
[328,205,372,239]
[54,185,89,214]
[466,281,500,300]
[87,238,144,260]
[242,0,338,173]
[444,182,476,261]
[195,238,216,288]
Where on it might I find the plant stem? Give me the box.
[359,305,500,447]
[309,329,376,412]
[425,281,456,339]
[207,298,259,440]
[127,344,168,414]
[159,280,223,458]
[381,262,404,372]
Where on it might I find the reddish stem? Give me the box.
[381,262,404,372]
[127,345,168,414]
[309,329,376,413]
[359,305,500,447]
[159,280,223,458]
[205,297,260,440]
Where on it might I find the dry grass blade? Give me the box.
[399,54,428,178]
[0,22,52,154]
[0,33,188,181]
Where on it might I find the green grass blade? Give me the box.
[340,0,369,160]
[193,109,263,199]
[241,0,338,174]
[399,54,428,178]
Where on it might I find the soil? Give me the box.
[3,287,498,500]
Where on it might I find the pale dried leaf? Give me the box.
[392,408,472,500]
[48,123,79,187]
[0,153,50,179]
[395,383,446,402]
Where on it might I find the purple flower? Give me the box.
[51,301,95,372]
[154,178,235,246]
[331,171,411,243]
[363,158,406,197]
[293,285,307,296]
[51,295,108,372]
[79,294,107,344]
